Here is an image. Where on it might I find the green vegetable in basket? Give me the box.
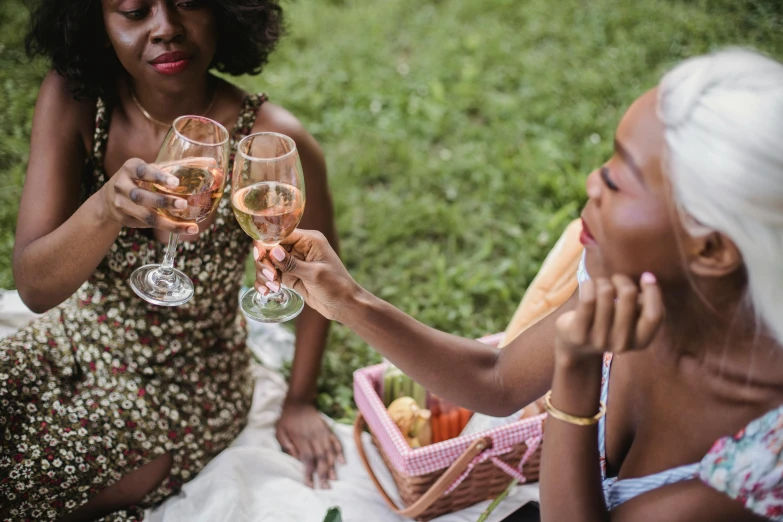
[383,364,427,408]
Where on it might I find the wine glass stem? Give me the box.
[253,284,288,306]
[159,233,180,279]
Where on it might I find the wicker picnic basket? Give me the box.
[353,335,545,522]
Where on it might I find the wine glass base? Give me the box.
[129,264,194,307]
[240,286,304,323]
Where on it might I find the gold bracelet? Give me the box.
[544,390,606,426]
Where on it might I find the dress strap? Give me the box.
[228,93,267,178]
[82,97,111,198]
[598,353,614,479]
[91,97,111,174]
[230,93,267,146]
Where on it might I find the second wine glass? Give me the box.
[232,132,306,323]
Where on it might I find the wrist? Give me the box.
[89,189,121,230]
[283,392,316,407]
[334,283,372,326]
[551,355,603,418]
[554,341,604,370]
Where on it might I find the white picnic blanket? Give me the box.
[0,289,539,522]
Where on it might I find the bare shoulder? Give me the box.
[35,71,95,154]
[253,101,321,151]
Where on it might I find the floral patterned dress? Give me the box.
[0,93,267,521]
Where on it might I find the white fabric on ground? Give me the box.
[0,290,538,521]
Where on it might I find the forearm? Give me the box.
[285,304,331,404]
[540,353,607,522]
[13,192,121,312]
[339,288,525,416]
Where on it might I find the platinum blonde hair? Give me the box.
[658,49,783,343]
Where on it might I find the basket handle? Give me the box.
[353,413,491,519]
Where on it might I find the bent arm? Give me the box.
[13,73,121,313]
[340,287,578,416]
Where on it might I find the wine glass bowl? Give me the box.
[129,116,230,307]
[232,132,306,323]
[149,157,225,223]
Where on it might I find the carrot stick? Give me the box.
[437,413,450,443]
[446,410,460,440]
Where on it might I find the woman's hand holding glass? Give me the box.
[254,229,361,323]
[100,158,200,236]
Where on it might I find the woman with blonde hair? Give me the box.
[257,48,783,520]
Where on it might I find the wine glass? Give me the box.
[231,132,306,323]
[129,116,230,306]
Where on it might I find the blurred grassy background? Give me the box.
[1,0,781,419]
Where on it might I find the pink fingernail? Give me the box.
[265,280,280,292]
[253,246,260,261]
[272,246,286,262]
[641,272,657,285]
[187,226,198,234]
[262,268,275,280]
[166,177,179,187]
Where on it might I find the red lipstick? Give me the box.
[149,51,192,75]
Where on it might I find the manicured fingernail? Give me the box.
[641,272,657,285]
[265,280,280,292]
[253,246,260,260]
[272,246,286,262]
[187,226,198,234]
[174,199,187,209]
[262,268,275,281]
[166,177,179,187]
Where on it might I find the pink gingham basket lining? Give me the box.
[353,333,545,478]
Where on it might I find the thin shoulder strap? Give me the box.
[598,353,614,478]
[81,97,111,197]
[91,97,110,172]
[230,93,267,146]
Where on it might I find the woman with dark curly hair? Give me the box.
[2,1,341,520]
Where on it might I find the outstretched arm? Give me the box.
[259,228,578,416]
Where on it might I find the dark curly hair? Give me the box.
[24,0,286,100]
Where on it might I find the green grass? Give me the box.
[1,0,782,419]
